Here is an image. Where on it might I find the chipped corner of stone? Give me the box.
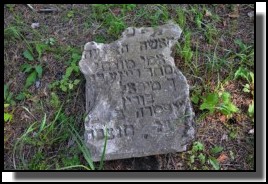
[121,21,182,39]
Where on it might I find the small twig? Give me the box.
[37,8,58,13]
[26,4,58,13]
[21,106,37,121]
[26,4,35,12]
[221,164,241,167]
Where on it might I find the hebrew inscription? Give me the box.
[79,22,195,161]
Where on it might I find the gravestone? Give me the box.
[79,22,195,161]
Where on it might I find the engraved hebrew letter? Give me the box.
[164,65,173,75]
[96,129,104,140]
[107,128,115,140]
[115,126,123,138]
[87,129,95,140]
[115,109,125,120]
[126,59,136,69]
[124,125,134,136]
[140,41,147,51]
[148,39,158,49]
[155,120,163,132]
[158,38,168,48]
[152,81,161,91]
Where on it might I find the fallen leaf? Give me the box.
[217,153,229,163]
[41,87,48,97]
[219,115,226,123]
[20,111,31,121]
[223,20,227,27]
[229,13,239,18]
[205,10,212,17]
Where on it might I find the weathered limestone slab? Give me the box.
[79,22,195,161]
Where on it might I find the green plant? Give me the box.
[248,102,254,119]
[92,4,110,16]
[208,157,220,170]
[67,125,94,170]
[6,4,15,11]
[21,62,43,89]
[188,141,223,170]
[4,84,15,105]
[229,130,237,140]
[189,5,203,29]
[23,50,34,61]
[4,26,20,39]
[192,141,204,152]
[151,5,169,25]
[45,37,56,46]
[210,146,223,155]
[200,91,238,116]
[28,152,49,170]
[50,52,81,92]
[234,67,254,122]
[4,84,15,123]
[13,104,85,169]
[234,67,254,95]
[195,11,203,29]
[91,4,127,38]
[176,7,186,29]
[61,124,108,170]
[177,31,193,63]
[35,43,49,60]
[191,87,203,105]
[50,92,60,109]
[20,41,49,90]
[95,35,107,43]
[121,4,136,15]
[107,17,126,37]
[205,24,217,44]
[61,155,80,167]
[234,39,254,67]
[67,11,74,18]
[4,24,35,51]
[188,141,206,168]
[4,104,13,123]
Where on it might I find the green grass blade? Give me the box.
[38,113,46,134]
[58,165,90,170]
[68,124,95,170]
[98,127,108,170]
[13,122,37,169]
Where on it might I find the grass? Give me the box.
[12,103,107,170]
[4,4,254,170]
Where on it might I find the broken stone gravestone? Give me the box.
[79,22,195,161]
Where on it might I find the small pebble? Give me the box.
[248,129,254,134]
[35,80,41,89]
[221,134,228,141]
[31,22,40,29]
[247,11,254,18]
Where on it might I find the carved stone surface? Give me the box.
[79,22,195,161]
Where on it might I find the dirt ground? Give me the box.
[4,4,255,170]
